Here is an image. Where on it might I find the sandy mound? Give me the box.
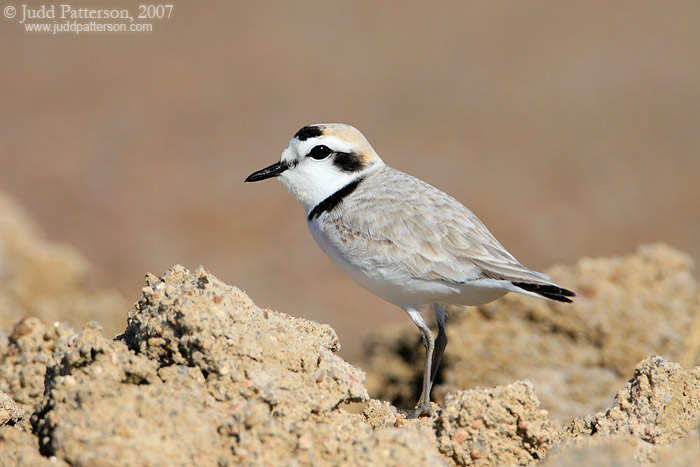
[5,267,443,466]
[437,381,555,465]
[363,243,700,424]
[1,193,699,465]
[0,263,697,465]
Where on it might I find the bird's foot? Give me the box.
[400,400,437,419]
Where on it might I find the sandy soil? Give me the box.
[1,194,699,465]
[363,244,700,424]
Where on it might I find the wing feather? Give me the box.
[322,166,552,285]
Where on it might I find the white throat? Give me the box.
[278,155,382,214]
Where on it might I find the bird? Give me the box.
[245,123,575,418]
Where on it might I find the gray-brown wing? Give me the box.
[327,166,552,285]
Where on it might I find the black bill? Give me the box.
[245,161,287,182]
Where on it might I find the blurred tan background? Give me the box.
[1,1,698,358]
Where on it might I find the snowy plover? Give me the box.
[245,123,575,417]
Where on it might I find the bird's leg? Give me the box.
[430,304,448,386]
[405,309,436,418]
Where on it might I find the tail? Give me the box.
[510,282,576,303]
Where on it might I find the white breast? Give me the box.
[309,217,440,306]
[308,215,508,308]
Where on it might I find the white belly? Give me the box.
[308,219,508,309]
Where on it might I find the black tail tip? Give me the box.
[511,282,576,303]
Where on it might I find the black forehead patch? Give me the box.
[294,125,324,141]
[333,152,365,172]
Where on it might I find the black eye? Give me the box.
[307,145,332,160]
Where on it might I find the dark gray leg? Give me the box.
[405,308,435,418]
[430,304,448,386]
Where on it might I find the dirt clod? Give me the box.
[437,381,555,465]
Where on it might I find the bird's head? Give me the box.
[245,124,384,212]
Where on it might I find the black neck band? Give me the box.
[307,177,364,221]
